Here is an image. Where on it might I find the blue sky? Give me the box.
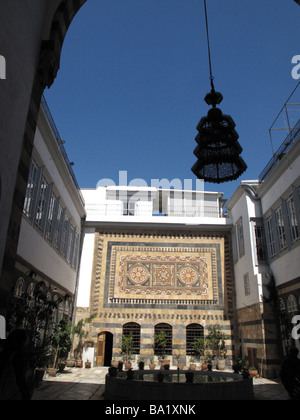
[44,0,300,201]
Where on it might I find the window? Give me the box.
[27,282,36,308]
[53,295,59,323]
[45,192,58,243]
[275,207,287,251]
[266,216,276,258]
[123,323,141,354]
[14,278,25,299]
[279,298,286,313]
[22,157,81,270]
[35,176,49,230]
[286,195,299,242]
[67,225,75,264]
[60,214,70,257]
[243,273,250,296]
[58,301,64,322]
[236,218,245,257]
[23,160,39,218]
[54,205,63,251]
[287,295,298,313]
[186,324,204,355]
[154,323,172,356]
[254,223,266,261]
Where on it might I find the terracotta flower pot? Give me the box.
[249,369,259,378]
[111,360,119,368]
[125,361,132,370]
[75,359,83,368]
[47,368,58,377]
[201,363,208,371]
[66,359,76,367]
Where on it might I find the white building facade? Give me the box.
[12,96,86,325]
[227,121,300,377]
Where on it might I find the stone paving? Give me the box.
[31,367,290,401]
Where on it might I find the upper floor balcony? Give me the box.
[82,187,231,227]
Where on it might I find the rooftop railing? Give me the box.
[259,118,300,181]
[40,95,85,207]
[85,202,224,218]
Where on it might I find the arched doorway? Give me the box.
[97,331,113,367]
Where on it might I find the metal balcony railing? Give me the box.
[85,202,224,218]
[40,95,85,207]
[259,118,300,181]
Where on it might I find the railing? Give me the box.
[167,205,222,218]
[86,203,123,216]
[40,95,85,207]
[85,202,224,218]
[259,117,300,181]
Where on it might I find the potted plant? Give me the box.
[154,330,170,368]
[49,318,72,376]
[149,357,156,370]
[111,358,119,368]
[192,336,209,370]
[6,282,64,384]
[206,325,228,371]
[173,350,185,370]
[122,334,133,370]
[232,357,247,374]
[189,357,197,370]
[72,314,95,368]
[66,358,76,367]
[249,366,259,378]
[85,359,91,369]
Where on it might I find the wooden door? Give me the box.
[97,333,106,367]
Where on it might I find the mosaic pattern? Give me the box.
[90,233,231,312]
[178,265,200,286]
[128,264,150,285]
[113,250,218,301]
[153,264,175,287]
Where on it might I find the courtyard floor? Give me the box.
[31,366,290,401]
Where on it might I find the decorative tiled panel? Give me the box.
[89,230,229,311]
[116,251,217,301]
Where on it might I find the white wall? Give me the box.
[260,149,300,214]
[17,218,78,294]
[76,228,96,308]
[259,141,300,286]
[228,190,262,309]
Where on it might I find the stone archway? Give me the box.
[0,0,88,315]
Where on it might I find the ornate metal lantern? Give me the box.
[192,88,247,183]
[192,1,247,184]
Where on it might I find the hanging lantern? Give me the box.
[192,1,247,184]
[192,88,247,183]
